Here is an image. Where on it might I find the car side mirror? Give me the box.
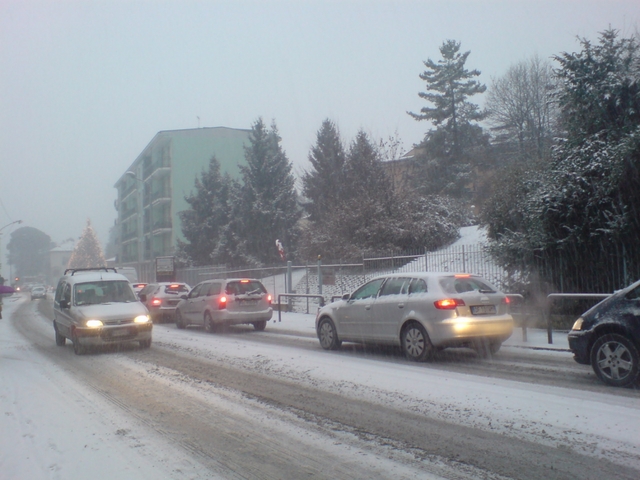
[180,294,188,300]
[59,299,70,309]
[139,293,147,302]
[342,293,351,301]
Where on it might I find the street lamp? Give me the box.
[0,220,23,281]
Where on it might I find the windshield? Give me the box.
[74,280,137,305]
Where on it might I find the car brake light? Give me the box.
[267,294,272,304]
[219,296,227,309]
[240,279,250,283]
[502,296,511,304]
[151,298,162,306]
[169,284,180,289]
[454,274,471,278]
[434,298,465,309]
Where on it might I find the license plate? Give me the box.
[241,299,258,305]
[111,328,130,337]
[471,305,496,315]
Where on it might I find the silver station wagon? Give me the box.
[175,278,273,332]
[315,272,513,361]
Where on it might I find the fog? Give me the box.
[1,0,638,277]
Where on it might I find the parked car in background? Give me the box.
[315,272,513,361]
[30,285,47,300]
[568,279,640,387]
[53,267,152,355]
[138,282,191,323]
[175,278,272,332]
[132,283,148,295]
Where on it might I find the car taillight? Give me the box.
[267,294,272,304]
[150,298,162,306]
[219,296,227,309]
[502,296,511,304]
[434,298,465,309]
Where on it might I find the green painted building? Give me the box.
[114,127,250,277]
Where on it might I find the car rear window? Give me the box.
[163,284,189,294]
[439,276,496,295]
[226,280,266,295]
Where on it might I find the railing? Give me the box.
[544,293,611,344]
[277,293,325,323]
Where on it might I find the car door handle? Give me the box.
[397,303,405,308]
[365,305,371,310]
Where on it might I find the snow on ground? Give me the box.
[2,293,640,479]
[0,296,213,480]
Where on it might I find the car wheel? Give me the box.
[204,312,216,333]
[139,339,151,349]
[175,310,186,329]
[401,322,433,362]
[317,317,341,350]
[473,339,502,358]
[54,323,66,346]
[72,331,86,355]
[590,333,640,387]
[253,320,267,331]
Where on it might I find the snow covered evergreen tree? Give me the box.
[301,119,347,222]
[232,118,301,265]
[177,156,233,266]
[67,220,106,269]
[409,40,488,197]
[483,29,640,291]
[298,129,464,261]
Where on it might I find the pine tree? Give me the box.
[67,220,106,269]
[177,156,233,265]
[409,40,488,196]
[301,119,347,222]
[234,118,301,265]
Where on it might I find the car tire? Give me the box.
[401,322,433,362]
[590,333,640,387]
[253,320,267,331]
[139,339,151,349]
[72,331,86,355]
[317,317,341,350]
[54,323,66,346]
[204,312,216,333]
[175,310,186,329]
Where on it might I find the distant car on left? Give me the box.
[30,285,47,300]
[53,267,152,355]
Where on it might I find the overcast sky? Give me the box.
[1,0,638,276]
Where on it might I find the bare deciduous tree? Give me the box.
[486,55,558,162]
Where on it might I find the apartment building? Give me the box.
[113,127,250,278]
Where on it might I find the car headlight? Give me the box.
[571,317,584,331]
[134,315,150,324]
[85,319,103,328]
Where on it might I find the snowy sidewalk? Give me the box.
[503,328,570,351]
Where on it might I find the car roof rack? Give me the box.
[64,267,117,276]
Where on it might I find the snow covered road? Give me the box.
[2,294,640,479]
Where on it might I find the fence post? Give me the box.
[462,245,466,272]
[286,260,292,294]
[317,256,322,295]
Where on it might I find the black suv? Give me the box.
[568,279,640,387]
